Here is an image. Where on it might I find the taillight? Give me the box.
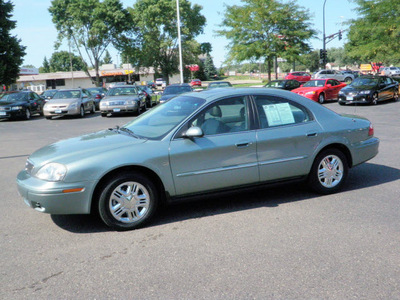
[95,94,101,99]
[368,124,374,136]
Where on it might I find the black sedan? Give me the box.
[338,76,399,105]
[264,80,301,91]
[0,91,44,120]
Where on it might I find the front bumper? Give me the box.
[43,106,80,117]
[338,94,372,104]
[16,170,95,215]
[0,109,25,119]
[100,103,138,114]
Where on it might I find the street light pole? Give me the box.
[322,0,327,68]
[176,0,184,83]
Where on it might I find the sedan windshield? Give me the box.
[163,86,192,95]
[0,93,28,101]
[53,90,81,99]
[265,81,285,88]
[42,90,58,98]
[303,80,326,87]
[123,95,205,139]
[107,87,138,96]
[351,78,378,87]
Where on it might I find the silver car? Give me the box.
[43,89,95,119]
[313,69,355,84]
[381,67,400,77]
[100,85,146,117]
[17,88,379,230]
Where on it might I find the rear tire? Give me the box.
[45,116,52,120]
[97,172,158,230]
[307,148,348,194]
[393,91,399,102]
[101,113,107,117]
[90,104,95,114]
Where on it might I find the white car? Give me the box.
[313,69,354,83]
[381,67,400,76]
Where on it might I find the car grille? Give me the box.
[109,101,126,105]
[49,105,67,109]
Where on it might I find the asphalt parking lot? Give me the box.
[1,101,399,299]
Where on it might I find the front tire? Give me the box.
[97,172,158,230]
[79,105,85,118]
[371,93,378,105]
[318,93,325,104]
[308,148,348,194]
[393,90,399,102]
[344,77,353,84]
[24,108,31,120]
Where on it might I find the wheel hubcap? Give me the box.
[109,181,150,223]
[317,155,343,188]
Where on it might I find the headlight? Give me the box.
[339,91,344,95]
[69,102,78,109]
[359,90,371,95]
[125,100,136,105]
[305,91,316,95]
[35,163,67,181]
[11,106,23,110]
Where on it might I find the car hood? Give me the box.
[160,94,176,101]
[0,100,28,107]
[341,85,377,92]
[47,98,81,105]
[28,130,146,167]
[103,95,139,101]
[292,87,322,93]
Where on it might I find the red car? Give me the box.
[190,79,202,87]
[291,79,347,104]
[285,71,311,83]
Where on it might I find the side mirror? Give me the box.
[184,126,204,138]
[327,84,332,87]
[300,84,303,87]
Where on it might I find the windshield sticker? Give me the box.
[263,103,295,126]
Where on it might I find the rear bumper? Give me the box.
[351,137,380,167]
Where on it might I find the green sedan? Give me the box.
[17,88,379,230]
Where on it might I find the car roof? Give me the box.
[167,83,191,87]
[182,87,318,105]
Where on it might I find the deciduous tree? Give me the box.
[217,0,316,81]
[119,0,206,84]
[345,0,400,64]
[49,0,131,86]
[0,0,26,88]
[48,51,86,72]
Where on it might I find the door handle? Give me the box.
[235,141,251,148]
[307,132,317,137]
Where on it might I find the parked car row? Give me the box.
[263,74,399,105]
[0,84,161,121]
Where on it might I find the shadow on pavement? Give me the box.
[51,162,400,233]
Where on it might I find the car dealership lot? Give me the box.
[1,102,400,298]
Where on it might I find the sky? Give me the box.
[10,0,357,69]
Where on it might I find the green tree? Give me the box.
[48,51,86,72]
[345,0,400,65]
[0,0,26,88]
[217,0,316,81]
[40,57,51,73]
[49,0,131,86]
[102,50,113,65]
[200,42,212,55]
[203,54,217,79]
[120,0,206,84]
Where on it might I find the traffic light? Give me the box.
[338,30,342,40]
[320,49,327,60]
